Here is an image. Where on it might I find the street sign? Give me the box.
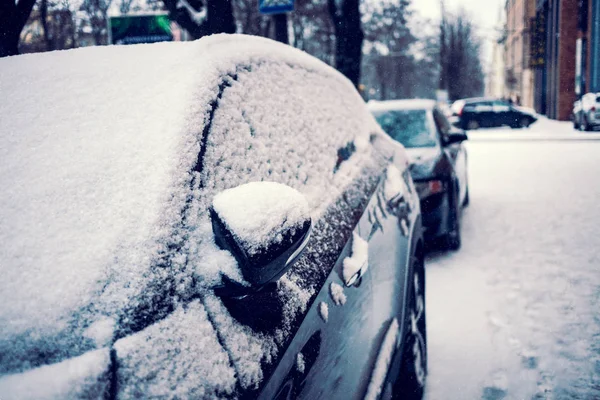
[259,0,294,14]
[108,13,172,45]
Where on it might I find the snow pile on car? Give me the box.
[212,182,310,256]
[0,34,383,397]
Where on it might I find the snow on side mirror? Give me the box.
[210,182,311,296]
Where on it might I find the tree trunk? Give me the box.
[273,13,288,44]
[163,0,235,40]
[328,0,364,88]
[0,0,37,57]
[207,0,235,35]
[40,0,53,51]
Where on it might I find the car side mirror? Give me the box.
[210,182,312,297]
[444,131,468,146]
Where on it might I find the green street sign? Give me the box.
[109,14,173,45]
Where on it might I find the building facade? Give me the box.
[584,0,600,93]
[505,0,537,107]
[532,0,579,120]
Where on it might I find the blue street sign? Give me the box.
[259,0,294,14]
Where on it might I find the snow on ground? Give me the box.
[466,116,600,141]
[425,121,600,399]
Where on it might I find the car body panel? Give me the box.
[259,159,421,400]
[0,35,424,399]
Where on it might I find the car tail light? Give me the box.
[415,180,445,199]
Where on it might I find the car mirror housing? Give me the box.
[444,131,468,146]
[210,182,312,297]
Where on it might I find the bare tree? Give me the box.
[328,0,364,87]
[80,0,113,45]
[289,0,334,64]
[361,0,416,99]
[439,8,484,100]
[0,0,37,57]
[233,0,270,37]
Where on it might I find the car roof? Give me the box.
[459,97,497,104]
[367,99,437,112]
[0,34,359,395]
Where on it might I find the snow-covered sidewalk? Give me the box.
[466,116,600,141]
[424,137,600,400]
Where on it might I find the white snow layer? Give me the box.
[364,318,399,400]
[0,348,110,400]
[296,353,306,374]
[330,282,348,306]
[212,182,310,255]
[114,300,236,399]
[342,232,369,285]
[319,302,330,323]
[0,33,385,395]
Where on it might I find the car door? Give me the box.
[198,60,421,399]
[473,101,495,127]
[433,108,467,205]
[492,100,513,126]
[462,100,492,128]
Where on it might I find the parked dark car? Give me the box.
[369,99,469,250]
[451,97,538,130]
[0,35,427,400]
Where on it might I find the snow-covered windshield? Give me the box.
[372,110,438,148]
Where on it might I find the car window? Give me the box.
[492,100,511,112]
[200,63,378,211]
[464,101,492,112]
[372,109,438,148]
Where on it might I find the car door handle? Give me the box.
[345,259,368,287]
[386,193,406,214]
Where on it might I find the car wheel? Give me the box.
[518,116,530,128]
[584,117,592,132]
[442,191,461,251]
[394,257,427,400]
[466,120,479,130]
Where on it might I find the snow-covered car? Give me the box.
[451,97,538,130]
[0,35,426,399]
[572,92,600,131]
[369,99,469,250]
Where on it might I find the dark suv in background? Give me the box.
[451,97,538,130]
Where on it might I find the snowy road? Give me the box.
[424,122,600,400]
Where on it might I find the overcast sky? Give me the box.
[412,0,506,71]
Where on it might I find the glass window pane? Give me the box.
[373,110,438,148]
